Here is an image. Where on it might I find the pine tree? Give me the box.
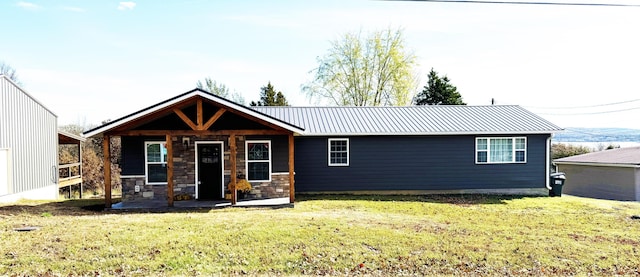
[250,82,289,106]
[414,68,465,105]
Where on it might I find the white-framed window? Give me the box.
[145,141,168,184]
[246,140,271,182]
[476,137,526,164]
[328,138,349,166]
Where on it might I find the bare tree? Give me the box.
[0,61,21,85]
[303,28,418,106]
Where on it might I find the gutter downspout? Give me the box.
[545,136,552,190]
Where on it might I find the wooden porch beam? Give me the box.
[202,108,226,130]
[197,99,203,128]
[173,108,198,130]
[166,134,174,207]
[229,134,237,205]
[103,135,112,209]
[288,133,295,203]
[108,129,289,136]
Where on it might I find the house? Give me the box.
[554,147,640,201]
[83,88,562,208]
[0,75,58,202]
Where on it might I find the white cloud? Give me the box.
[16,1,42,10]
[117,1,136,11]
[62,6,85,13]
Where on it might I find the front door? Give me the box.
[197,143,223,200]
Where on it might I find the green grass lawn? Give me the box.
[1,194,639,276]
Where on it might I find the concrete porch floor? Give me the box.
[110,197,292,210]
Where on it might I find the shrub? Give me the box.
[551,143,592,159]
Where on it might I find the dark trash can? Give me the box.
[549,172,566,197]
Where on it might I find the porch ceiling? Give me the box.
[58,130,85,144]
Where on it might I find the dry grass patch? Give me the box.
[0,195,639,276]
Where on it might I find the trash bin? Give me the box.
[549,172,566,197]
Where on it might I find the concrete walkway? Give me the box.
[110,197,291,210]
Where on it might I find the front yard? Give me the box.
[1,194,639,276]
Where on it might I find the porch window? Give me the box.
[476,137,526,164]
[328,138,349,166]
[246,141,271,182]
[145,142,168,184]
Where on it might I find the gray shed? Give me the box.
[554,146,640,201]
[0,75,58,202]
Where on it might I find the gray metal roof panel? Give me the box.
[252,105,562,136]
[554,146,640,165]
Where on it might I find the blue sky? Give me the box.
[2,0,640,129]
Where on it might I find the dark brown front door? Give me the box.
[197,143,222,200]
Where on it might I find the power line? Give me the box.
[536,106,640,116]
[524,98,640,110]
[388,0,640,7]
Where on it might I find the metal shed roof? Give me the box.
[252,105,562,136]
[554,146,640,167]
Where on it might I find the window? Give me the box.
[328,138,349,166]
[246,141,271,182]
[476,137,526,164]
[145,142,168,184]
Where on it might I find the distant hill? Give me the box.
[554,128,640,143]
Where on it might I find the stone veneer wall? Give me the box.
[245,173,290,200]
[120,134,291,202]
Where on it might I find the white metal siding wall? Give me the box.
[0,77,58,194]
[0,148,9,195]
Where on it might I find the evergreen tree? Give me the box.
[250,82,289,106]
[414,68,466,105]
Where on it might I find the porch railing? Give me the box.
[58,162,82,188]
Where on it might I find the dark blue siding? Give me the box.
[294,135,549,192]
[121,136,164,175]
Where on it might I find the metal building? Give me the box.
[0,75,58,202]
[554,146,640,201]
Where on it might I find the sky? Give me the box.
[1,0,640,130]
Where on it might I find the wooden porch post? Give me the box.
[166,134,174,207]
[229,134,237,205]
[78,141,83,199]
[103,135,112,209]
[289,133,295,203]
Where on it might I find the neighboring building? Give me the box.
[83,89,562,208]
[0,75,58,202]
[554,147,640,201]
[58,130,85,198]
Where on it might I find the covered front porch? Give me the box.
[83,89,304,209]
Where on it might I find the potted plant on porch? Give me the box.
[235,179,252,199]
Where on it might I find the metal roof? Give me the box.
[252,105,562,136]
[58,130,86,144]
[554,146,640,167]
